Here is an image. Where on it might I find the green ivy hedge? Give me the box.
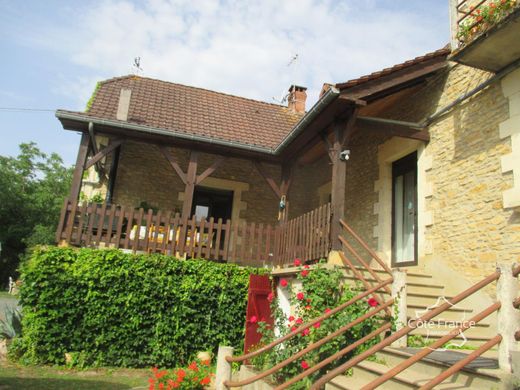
[14,246,264,367]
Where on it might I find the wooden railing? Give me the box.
[55,200,331,267]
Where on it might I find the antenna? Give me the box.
[133,57,143,75]
[272,54,299,104]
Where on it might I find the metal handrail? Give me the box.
[226,278,393,363]
[311,270,501,389]
[276,323,392,390]
[419,335,502,390]
[339,219,392,275]
[360,301,501,389]
[224,300,393,388]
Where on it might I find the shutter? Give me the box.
[244,274,274,355]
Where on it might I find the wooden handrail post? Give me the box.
[216,345,234,390]
[391,268,407,348]
[496,262,520,373]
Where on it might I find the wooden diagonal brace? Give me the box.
[320,133,334,162]
[254,162,281,198]
[160,147,187,184]
[84,140,123,170]
[196,156,227,185]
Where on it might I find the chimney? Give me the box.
[287,85,307,113]
[116,88,132,121]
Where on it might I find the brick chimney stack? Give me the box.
[287,85,307,113]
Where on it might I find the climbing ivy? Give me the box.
[12,246,265,367]
[85,82,101,112]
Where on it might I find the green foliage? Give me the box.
[0,306,22,340]
[458,0,517,42]
[251,262,392,388]
[86,82,101,112]
[0,143,72,286]
[14,246,264,368]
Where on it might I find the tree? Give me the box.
[0,143,73,286]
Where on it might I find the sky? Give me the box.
[0,0,449,166]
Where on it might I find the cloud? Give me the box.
[17,0,449,107]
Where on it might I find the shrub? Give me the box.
[252,261,392,388]
[14,246,265,367]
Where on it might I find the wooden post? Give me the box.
[279,163,292,224]
[330,120,347,251]
[181,151,199,220]
[105,143,121,204]
[69,132,90,203]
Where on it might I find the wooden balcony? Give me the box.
[450,0,520,72]
[56,200,331,268]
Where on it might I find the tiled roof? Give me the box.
[335,46,450,90]
[74,75,303,150]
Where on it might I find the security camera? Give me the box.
[339,150,351,161]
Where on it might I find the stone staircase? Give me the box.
[326,346,505,389]
[342,266,498,348]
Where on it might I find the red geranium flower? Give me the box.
[291,325,298,332]
[249,315,258,323]
[296,292,305,300]
[294,258,302,266]
[201,376,211,385]
[177,369,186,378]
[368,298,378,307]
[313,321,321,329]
[267,292,274,302]
[280,278,288,288]
[188,362,198,371]
[159,383,164,390]
[288,315,295,322]
[301,360,309,370]
[302,328,310,336]
[296,317,303,324]
[301,270,309,277]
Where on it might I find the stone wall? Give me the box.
[111,141,281,225]
[370,62,518,287]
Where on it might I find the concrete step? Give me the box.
[325,349,503,389]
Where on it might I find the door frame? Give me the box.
[391,151,418,267]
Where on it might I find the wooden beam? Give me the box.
[196,156,227,185]
[280,163,293,196]
[105,143,121,204]
[69,133,90,202]
[356,117,430,141]
[181,151,199,220]
[320,132,334,162]
[330,119,348,251]
[340,107,360,147]
[160,147,187,184]
[84,140,123,170]
[338,96,367,106]
[254,162,281,198]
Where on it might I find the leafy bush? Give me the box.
[14,246,265,367]
[252,261,392,388]
[0,306,22,340]
[458,0,517,42]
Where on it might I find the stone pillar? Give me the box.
[215,345,234,390]
[496,262,520,373]
[391,268,407,348]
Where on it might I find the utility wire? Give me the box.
[0,107,55,112]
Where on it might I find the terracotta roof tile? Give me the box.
[78,75,303,150]
[335,46,450,90]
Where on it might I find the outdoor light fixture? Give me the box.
[339,149,351,161]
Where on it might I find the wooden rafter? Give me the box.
[84,140,124,170]
[356,117,430,142]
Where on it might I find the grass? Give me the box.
[0,361,150,390]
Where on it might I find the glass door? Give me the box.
[392,152,418,267]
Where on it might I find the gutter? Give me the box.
[273,86,340,154]
[55,85,340,156]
